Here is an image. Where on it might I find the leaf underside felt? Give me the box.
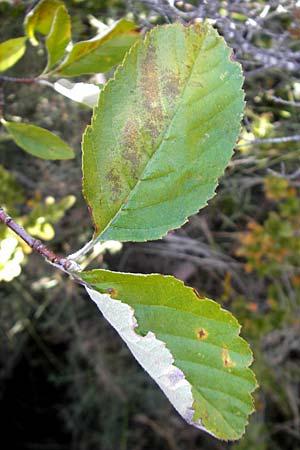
[1,120,74,160]
[54,79,101,108]
[81,269,257,441]
[52,19,140,77]
[82,22,244,243]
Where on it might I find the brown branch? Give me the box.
[0,76,53,88]
[0,206,78,273]
[0,76,39,84]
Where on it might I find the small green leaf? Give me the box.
[82,23,244,243]
[81,269,257,441]
[24,0,64,46]
[52,18,140,77]
[44,5,71,72]
[1,120,74,160]
[0,37,27,72]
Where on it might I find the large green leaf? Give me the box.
[0,37,27,72]
[82,23,244,243]
[24,0,64,46]
[44,4,71,72]
[1,120,74,160]
[51,18,140,77]
[80,269,257,440]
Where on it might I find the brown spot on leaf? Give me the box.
[122,120,142,178]
[129,28,141,35]
[140,44,159,107]
[106,168,122,201]
[197,328,208,340]
[162,70,181,101]
[193,288,205,299]
[146,106,165,145]
[85,202,98,233]
[222,348,235,368]
[139,44,166,147]
[76,46,88,57]
[106,287,118,298]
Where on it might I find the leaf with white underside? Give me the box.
[52,19,140,77]
[0,37,27,72]
[80,269,257,441]
[1,120,74,160]
[82,22,244,243]
[54,79,101,108]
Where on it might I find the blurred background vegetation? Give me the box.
[0,1,300,449]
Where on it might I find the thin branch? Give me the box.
[0,206,81,275]
[0,76,39,84]
[268,95,300,108]
[236,135,300,148]
[267,167,300,180]
[136,0,300,74]
[0,76,53,88]
[229,156,258,166]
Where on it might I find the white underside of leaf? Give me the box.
[54,79,100,107]
[86,286,216,435]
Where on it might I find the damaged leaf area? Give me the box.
[80,270,257,441]
[82,22,244,243]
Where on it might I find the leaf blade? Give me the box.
[24,0,64,46]
[44,4,71,72]
[0,37,27,72]
[81,269,257,440]
[52,18,140,77]
[82,23,244,242]
[2,121,74,160]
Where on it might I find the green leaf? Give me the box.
[44,5,71,72]
[82,23,244,243]
[52,18,140,77]
[81,269,257,441]
[1,120,74,160]
[0,37,27,72]
[24,0,64,46]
